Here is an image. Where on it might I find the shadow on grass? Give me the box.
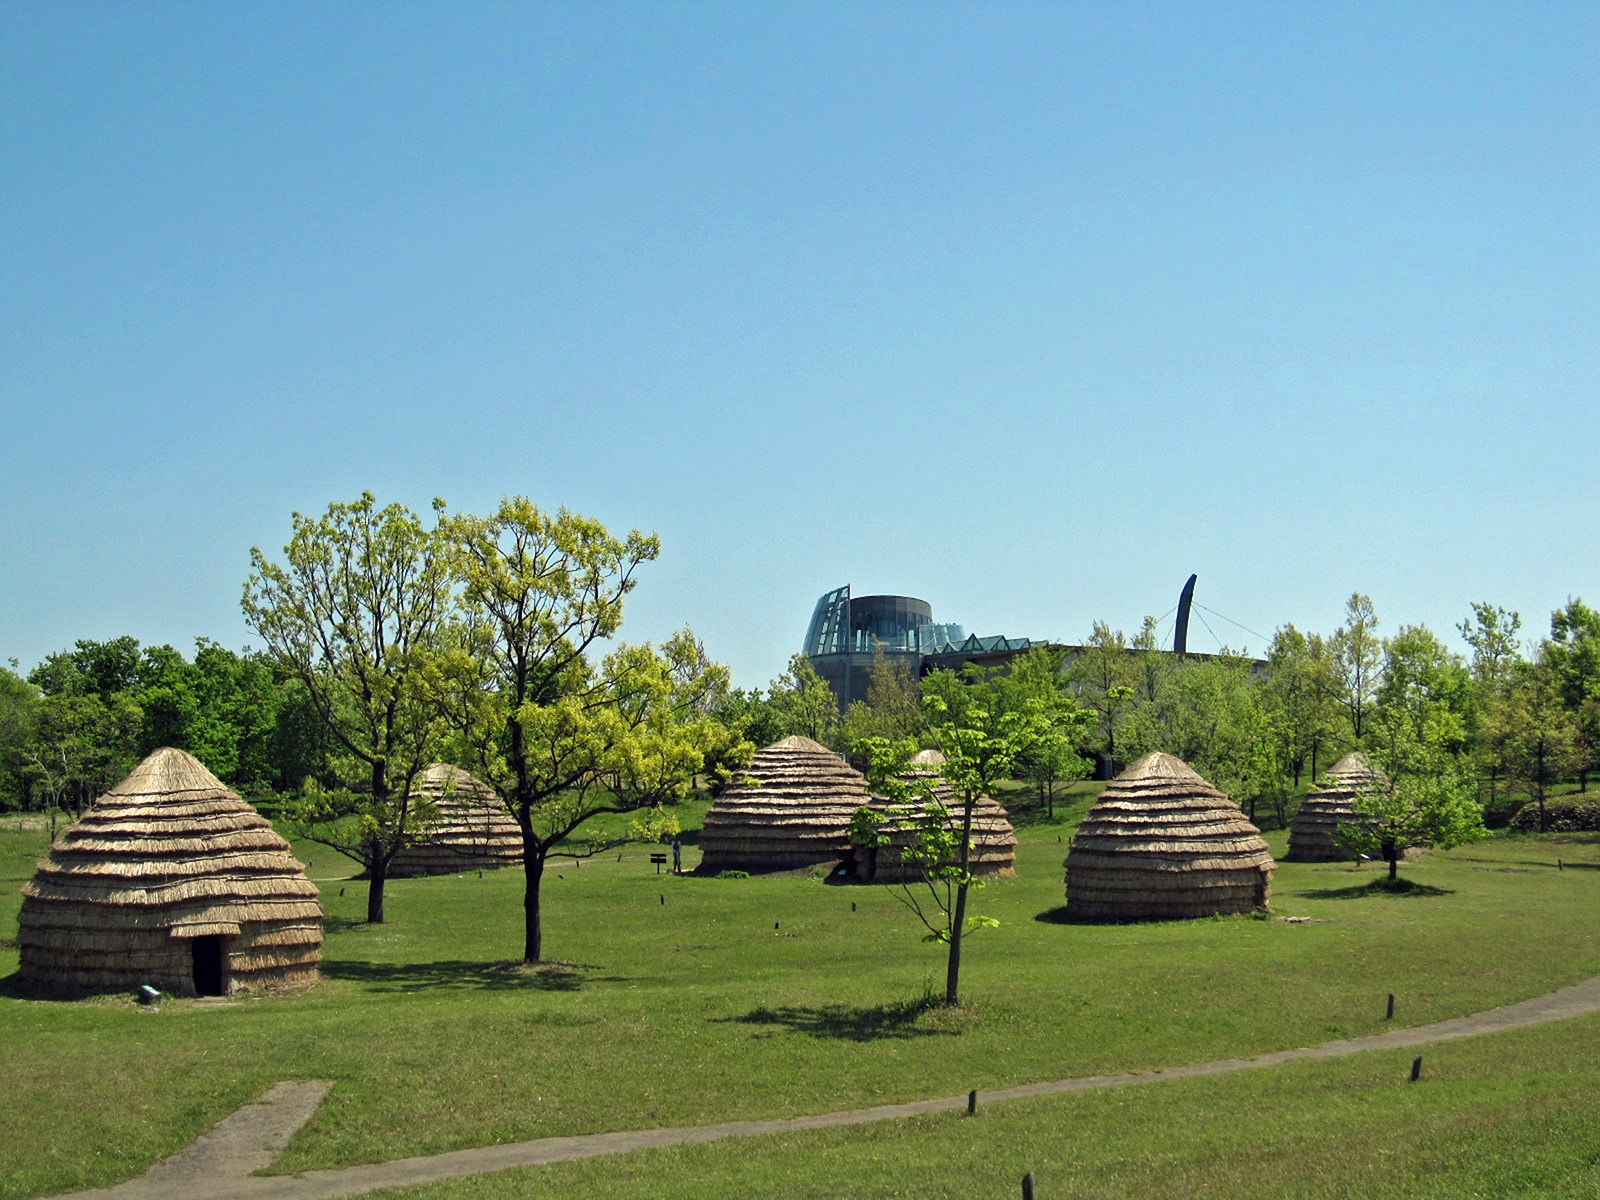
[1033,906,1083,925]
[712,996,958,1042]
[1031,905,1273,925]
[319,959,628,993]
[0,972,77,1001]
[1296,877,1454,900]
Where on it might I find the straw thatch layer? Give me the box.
[1284,751,1385,862]
[17,748,323,996]
[856,750,1017,882]
[391,764,522,876]
[699,736,870,871]
[1064,752,1275,920]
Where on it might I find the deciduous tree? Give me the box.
[1336,704,1485,881]
[242,492,457,923]
[855,690,1054,1006]
[1329,593,1383,742]
[442,497,740,962]
[1068,622,1139,773]
[1491,658,1581,832]
[770,653,840,745]
[1457,603,1524,808]
[1544,599,1600,791]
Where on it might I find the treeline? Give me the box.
[5,588,1596,842]
[716,594,1600,832]
[0,636,330,811]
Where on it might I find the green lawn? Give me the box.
[2,786,1597,1199]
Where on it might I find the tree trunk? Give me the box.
[945,879,967,1006]
[523,846,546,963]
[1384,840,1398,882]
[945,794,977,1006]
[367,867,387,923]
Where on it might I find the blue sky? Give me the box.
[3,2,1595,687]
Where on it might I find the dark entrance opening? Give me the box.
[191,935,225,996]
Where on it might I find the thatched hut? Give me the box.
[16,747,323,996]
[856,750,1017,882]
[392,763,522,876]
[1064,752,1275,919]
[1285,751,1384,862]
[698,736,869,872]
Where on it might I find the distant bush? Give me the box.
[715,869,750,879]
[1508,794,1600,833]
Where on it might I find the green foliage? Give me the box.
[243,492,459,922]
[1336,707,1487,879]
[27,635,143,698]
[1259,624,1342,790]
[1486,658,1582,831]
[1376,624,1470,749]
[26,690,143,812]
[1329,593,1383,741]
[856,688,1062,1004]
[768,653,839,745]
[1458,602,1524,691]
[1067,621,1140,769]
[442,496,742,961]
[838,649,927,751]
[0,669,39,810]
[986,649,1093,817]
[1507,792,1600,832]
[1123,653,1279,817]
[708,687,786,759]
[1544,597,1600,787]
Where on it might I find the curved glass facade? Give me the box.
[804,584,1036,710]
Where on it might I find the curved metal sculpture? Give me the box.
[1174,574,1197,655]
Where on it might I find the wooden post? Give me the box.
[1386,994,1395,1020]
[1022,1171,1035,1200]
[967,1089,977,1115]
[659,894,665,905]
[1410,1056,1422,1082]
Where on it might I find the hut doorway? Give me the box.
[191,936,225,996]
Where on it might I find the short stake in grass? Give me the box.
[1410,1056,1423,1082]
[1022,1171,1035,1200]
[967,1089,978,1115]
[1387,993,1395,1020]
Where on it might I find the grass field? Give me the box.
[2,782,1598,1199]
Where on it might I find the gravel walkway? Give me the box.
[51,973,1600,1200]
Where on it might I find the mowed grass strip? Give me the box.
[352,1011,1600,1200]
[0,804,1596,1198]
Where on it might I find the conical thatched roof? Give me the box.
[17,747,322,996]
[1285,751,1385,862]
[699,736,869,872]
[392,764,522,876]
[856,749,1017,882]
[1064,752,1275,920]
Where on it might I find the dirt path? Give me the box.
[51,974,1600,1200]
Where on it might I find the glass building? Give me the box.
[802,585,1030,710]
